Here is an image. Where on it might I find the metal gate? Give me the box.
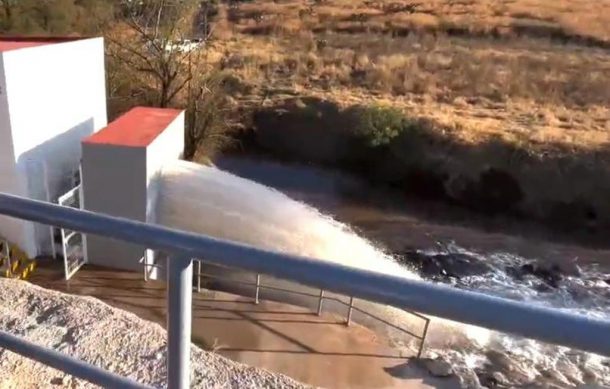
[58,185,85,280]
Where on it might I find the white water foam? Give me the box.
[152,160,414,278]
[153,160,609,388]
[416,244,610,387]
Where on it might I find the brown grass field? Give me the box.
[202,0,610,229]
[208,0,609,152]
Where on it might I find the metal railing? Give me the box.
[1,192,610,389]
[142,257,431,356]
[191,261,431,357]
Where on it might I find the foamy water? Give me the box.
[152,160,413,278]
[153,160,610,388]
[413,245,610,387]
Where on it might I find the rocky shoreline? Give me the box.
[0,278,310,389]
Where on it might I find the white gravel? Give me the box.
[0,278,312,389]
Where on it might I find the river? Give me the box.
[213,154,610,388]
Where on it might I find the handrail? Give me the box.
[1,193,609,355]
[193,262,430,356]
[0,192,610,388]
[0,331,152,389]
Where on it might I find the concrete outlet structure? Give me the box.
[81,107,184,272]
[0,37,107,257]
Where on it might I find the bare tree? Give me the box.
[1,0,14,20]
[109,0,230,160]
[0,0,18,30]
[107,0,209,108]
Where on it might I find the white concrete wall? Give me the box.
[0,56,23,249]
[81,144,147,271]
[144,112,184,280]
[81,110,183,274]
[145,112,185,223]
[0,38,107,256]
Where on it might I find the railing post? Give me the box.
[196,260,201,293]
[142,253,148,282]
[417,318,430,359]
[254,274,261,305]
[317,289,325,316]
[346,297,354,326]
[167,255,193,389]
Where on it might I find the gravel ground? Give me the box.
[0,278,311,389]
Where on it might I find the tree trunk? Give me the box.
[2,0,13,25]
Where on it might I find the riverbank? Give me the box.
[226,95,610,238]
[200,0,610,236]
[215,155,610,266]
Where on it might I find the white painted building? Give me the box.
[81,107,184,272]
[0,37,107,257]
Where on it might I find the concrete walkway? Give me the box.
[29,263,458,389]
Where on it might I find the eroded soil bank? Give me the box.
[230,96,610,239]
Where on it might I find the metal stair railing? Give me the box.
[0,192,609,389]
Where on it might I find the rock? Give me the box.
[478,370,508,387]
[491,371,507,384]
[581,366,599,382]
[293,98,307,109]
[485,350,514,372]
[507,262,563,288]
[398,250,492,280]
[458,369,484,388]
[51,375,71,386]
[556,260,582,277]
[555,359,586,385]
[422,358,454,377]
[541,368,572,386]
[605,278,610,286]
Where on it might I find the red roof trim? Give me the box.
[83,107,183,148]
[0,36,91,52]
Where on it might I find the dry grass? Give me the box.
[199,0,610,226]
[206,26,609,152]
[223,0,610,45]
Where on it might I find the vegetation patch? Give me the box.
[247,97,610,232]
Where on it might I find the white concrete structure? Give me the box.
[81,107,184,272]
[0,37,107,257]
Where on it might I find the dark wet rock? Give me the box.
[477,371,508,388]
[605,278,610,286]
[506,262,563,288]
[558,261,582,277]
[533,283,554,293]
[420,358,454,377]
[397,250,492,280]
[485,350,514,372]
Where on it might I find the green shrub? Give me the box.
[349,105,411,147]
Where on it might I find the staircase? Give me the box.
[0,240,37,280]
